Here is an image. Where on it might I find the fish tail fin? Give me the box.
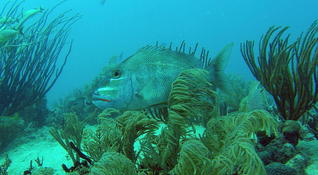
[208,42,234,92]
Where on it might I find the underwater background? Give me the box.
[45,0,318,106]
[1,0,318,174]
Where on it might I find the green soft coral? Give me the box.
[201,110,278,175]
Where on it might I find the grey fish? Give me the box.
[92,42,233,110]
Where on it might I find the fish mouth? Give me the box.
[93,87,118,103]
[92,95,112,102]
[94,97,111,102]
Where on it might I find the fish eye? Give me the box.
[112,70,121,78]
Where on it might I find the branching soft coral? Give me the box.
[83,118,122,162]
[201,110,278,175]
[89,152,137,175]
[170,139,210,175]
[116,111,159,162]
[241,20,318,121]
[158,68,217,171]
[50,113,85,164]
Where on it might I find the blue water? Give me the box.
[14,0,317,105]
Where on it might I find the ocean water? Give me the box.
[1,0,318,174]
[41,0,317,105]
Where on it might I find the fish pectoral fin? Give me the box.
[135,83,155,101]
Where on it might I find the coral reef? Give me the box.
[2,1,317,174]
[50,68,281,175]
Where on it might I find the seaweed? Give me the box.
[170,139,210,175]
[89,152,137,175]
[138,133,163,174]
[0,114,24,150]
[0,154,11,175]
[22,157,54,175]
[83,118,122,162]
[50,88,101,125]
[241,20,318,121]
[200,110,278,175]
[168,68,217,127]
[116,111,159,163]
[0,0,80,115]
[61,141,91,174]
[154,68,217,172]
[49,113,85,165]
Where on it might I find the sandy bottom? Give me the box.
[2,124,318,175]
[0,124,204,174]
[0,127,72,175]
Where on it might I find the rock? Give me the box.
[265,162,297,175]
[282,120,301,146]
[286,154,307,175]
[258,137,297,164]
[297,140,318,162]
[306,161,318,175]
[271,143,297,163]
[297,139,318,175]
[32,167,55,175]
[300,125,316,141]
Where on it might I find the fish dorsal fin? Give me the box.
[210,43,234,72]
[108,55,119,65]
[136,42,233,75]
[137,42,199,61]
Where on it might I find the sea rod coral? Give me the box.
[0,1,80,115]
[241,20,318,121]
